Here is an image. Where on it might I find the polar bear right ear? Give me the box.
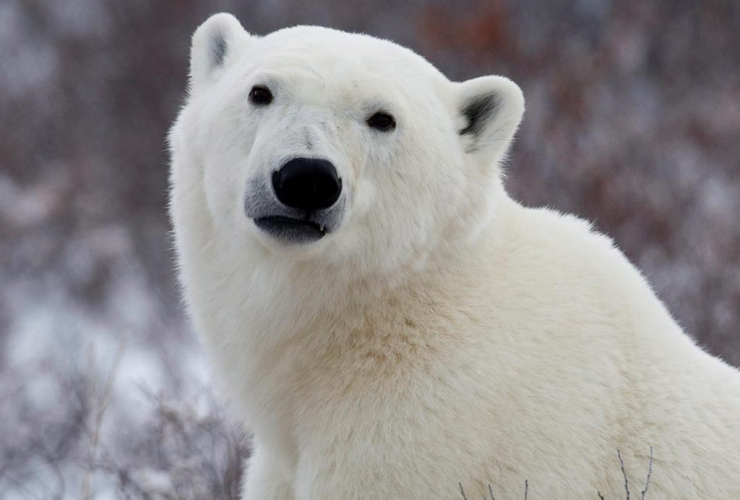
[189,13,253,94]
[455,76,525,168]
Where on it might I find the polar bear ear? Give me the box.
[189,13,253,94]
[455,76,524,165]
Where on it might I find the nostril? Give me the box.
[272,158,342,210]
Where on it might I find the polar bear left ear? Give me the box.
[455,76,524,165]
[189,13,253,94]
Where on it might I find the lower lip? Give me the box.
[253,216,326,244]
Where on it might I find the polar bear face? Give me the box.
[171,14,524,278]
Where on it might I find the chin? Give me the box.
[251,220,333,259]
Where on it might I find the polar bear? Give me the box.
[168,13,740,500]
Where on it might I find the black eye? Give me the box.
[367,112,396,131]
[249,85,273,105]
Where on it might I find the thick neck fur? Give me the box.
[233,198,504,356]
[224,221,502,432]
[179,186,509,421]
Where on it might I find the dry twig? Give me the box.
[80,339,126,500]
[640,446,654,500]
[617,448,630,500]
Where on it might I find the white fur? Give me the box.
[169,14,740,499]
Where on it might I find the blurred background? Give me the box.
[0,0,738,498]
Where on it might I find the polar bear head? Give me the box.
[170,14,524,282]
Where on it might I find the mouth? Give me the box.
[253,215,327,243]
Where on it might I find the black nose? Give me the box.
[272,158,342,210]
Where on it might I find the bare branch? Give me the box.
[640,446,654,500]
[617,448,630,500]
[80,339,126,500]
[459,482,468,500]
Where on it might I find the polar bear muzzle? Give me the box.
[246,157,346,245]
